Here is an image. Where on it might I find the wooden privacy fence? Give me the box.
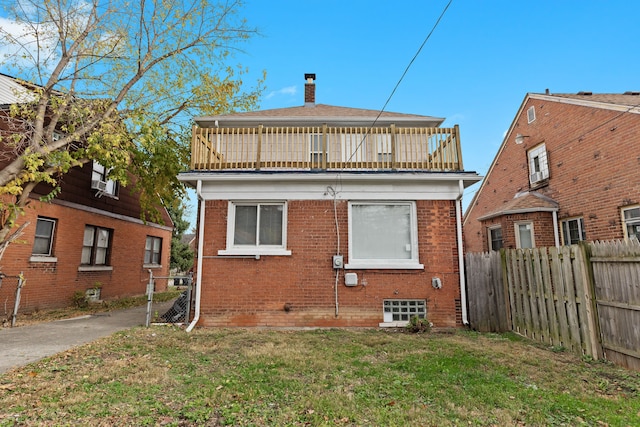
[466,240,640,370]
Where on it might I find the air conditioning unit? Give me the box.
[530,171,543,183]
[91,180,108,191]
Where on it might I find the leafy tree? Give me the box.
[0,0,263,257]
[167,202,194,273]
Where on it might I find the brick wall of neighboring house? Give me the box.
[0,198,172,313]
[465,96,640,253]
[480,212,556,250]
[197,199,462,328]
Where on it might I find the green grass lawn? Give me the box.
[1,327,638,426]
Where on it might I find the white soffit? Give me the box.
[181,172,482,201]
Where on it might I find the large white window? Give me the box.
[219,202,291,256]
[622,206,640,241]
[528,143,549,184]
[347,201,422,269]
[561,217,586,245]
[515,221,535,249]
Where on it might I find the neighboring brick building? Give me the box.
[0,73,173,313]
[179,74,481,328]
[464,91,640,253]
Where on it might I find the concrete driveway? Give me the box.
[0,302,174,374]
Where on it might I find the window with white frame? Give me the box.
[309,134,326,167]
[527,106,536,123]
[91,161,118,196]
[33,217,56,256]
[622,206,640,241]
[528,143,549,184]
[515,221,535,249]
[82,225,112,265]
[220,202,290,256]
[347,201,422,269]
[144,236,162,265]
[488,226,503,251]
[561,217,586,245]
[376,134,393,164]
[383,299,426,323]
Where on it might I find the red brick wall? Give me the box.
[0,199,172,313]
[197,199,463,328]
[465,97,640,252]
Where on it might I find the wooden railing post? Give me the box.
[191,125,197,170]
[256,124,263,170]
[454,124,463,170]
[390,124,397,170]
[322,124,328,170]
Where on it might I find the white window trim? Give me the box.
[92,161,118,198]
[527,106,536,123]
[219,201,291,256]
[345,201,423,270]
[32,217,56,256]
[528,143,549,184]
[515,221,535,249]
[621,205,640,241]
[29,256,58,263]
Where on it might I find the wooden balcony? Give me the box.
[190,124,463,172]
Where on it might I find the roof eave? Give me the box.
[195,115,445,128]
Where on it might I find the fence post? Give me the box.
[145,270,154,327]
[11,272,25,327]
[577,243,604,360]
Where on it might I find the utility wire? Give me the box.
[342,0,454,165]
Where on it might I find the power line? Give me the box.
[342,0,454,165]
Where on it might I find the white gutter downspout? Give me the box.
[456,180,469,325]
[552,211,560,247]
[186,180,205,332]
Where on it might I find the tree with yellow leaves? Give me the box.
[0,0,264,256]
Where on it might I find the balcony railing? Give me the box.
[190,124,463,172]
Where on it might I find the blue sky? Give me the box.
[3,1,639,230]
[181,0,640,229]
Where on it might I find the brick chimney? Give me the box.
[304,73,316,106]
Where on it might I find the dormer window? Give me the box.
[91,161,118,197]
[528,143,549,185]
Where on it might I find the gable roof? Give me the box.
[477,191,558,221]
[532,92,640,114]
[463,90,640,226]
[0,73,36,105]
[196,103,445,128]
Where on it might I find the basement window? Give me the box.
[380,299,426,327]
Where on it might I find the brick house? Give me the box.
[0,73,173,313]
[464,91,640,253]
[179,74,481,328]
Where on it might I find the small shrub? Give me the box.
[72,290,88,308]
[406,315,432,333]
